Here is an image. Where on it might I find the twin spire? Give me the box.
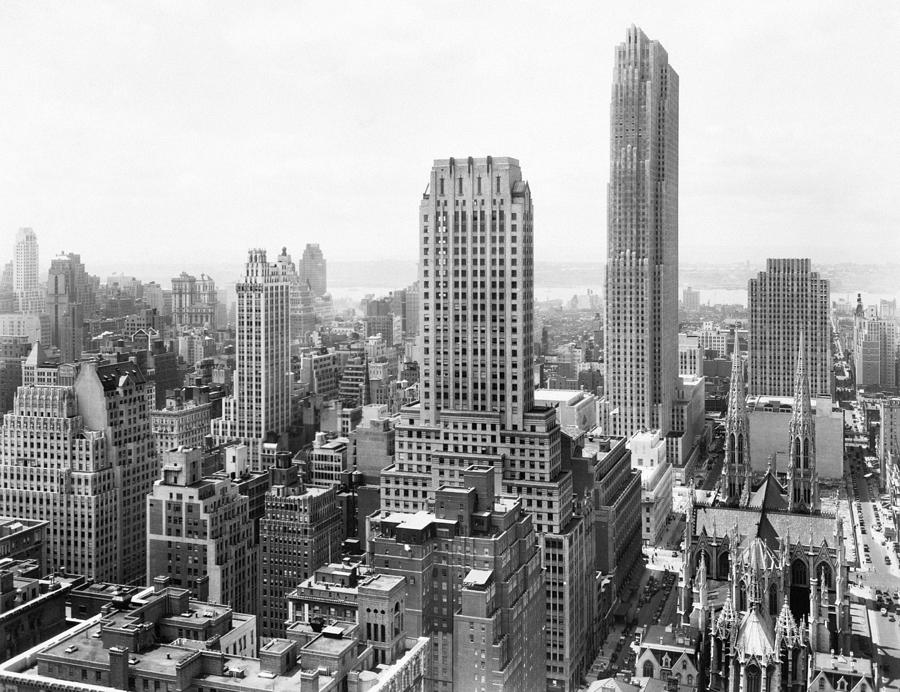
[722,329,818,512]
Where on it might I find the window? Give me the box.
[642,661,654,678]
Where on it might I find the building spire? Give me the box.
[723,329,751,506]
[788,331,819,513]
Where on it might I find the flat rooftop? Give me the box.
[302,633,356,656]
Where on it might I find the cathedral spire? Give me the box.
[723,330,751,505]
[788,332,819,513]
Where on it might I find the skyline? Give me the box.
[3,2,899,272]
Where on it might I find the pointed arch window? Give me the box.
[746,665,761,692]
[643,661,654,678]
[769,584,779,615]
[791,559,808,586]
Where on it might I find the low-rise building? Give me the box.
[0,577,428,692]
[746,395,843,479]
[635,624,701,692]
[628,429,673,547]
[0,518,47,570]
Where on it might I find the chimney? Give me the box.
[153,575,171,593]
[108,647,130,690]
[300,670,320,692]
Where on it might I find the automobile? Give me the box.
[671,550,678,557]
[881,607,888,616]
[886,556,892,565]
[891,615,897,623]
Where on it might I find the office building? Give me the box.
[299,243,327,297]
[0,559,78,661]
[258,454,342,638]
[879,398,900,483]
[678,333,703,379]
[150,395,213,457]
[46,253,94,363]
[171,272,218,329]
[146,447,256,614]
[0,350,154,584]
[748,259,832,397]
[853,294,898,389]
[682,286,700,311]
[746,394,843,480]
[338,354,369,407]
[604,26,679,439]
[211,249,291,467]
[13,228,44,314]
[628,428,673,546]
[369,469,546,692]
[285,560,409,666]
[0,335,31,415]
[376,156,600,689]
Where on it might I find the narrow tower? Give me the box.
[604,25,679,438]
[787,333,819,513]
[722,331,751,505]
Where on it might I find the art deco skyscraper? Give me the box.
[418,156,533,429]
[47,253,93,363]
[13,228,44,314]
[380,157,597,691]
[748,258,832,397]
[299,243,327,297]
[604,26,679,439]
[211,249,291,466]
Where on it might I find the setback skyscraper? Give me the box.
[379,157,597,691]
[211,249,292,466]
[604,25,679,439]
[299,243,327,297]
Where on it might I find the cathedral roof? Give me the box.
[695,507,760,542]
[735,608,776,659]
[747,471,788,512]
[693,502,835,550]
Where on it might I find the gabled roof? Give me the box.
[748,471,787,512]
[735,608,775,658]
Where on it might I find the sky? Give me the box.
[1,1,899,282]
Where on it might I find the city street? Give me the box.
[846,436,900,687]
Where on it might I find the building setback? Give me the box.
[369,468,545,692]
[604,25,679,440]
[379,156,599,689]
[211,249,292,467]
[0,348,155,584]
[146,447,256,615]
[299,243,327,297]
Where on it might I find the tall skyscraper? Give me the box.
[604,26,679,439]
[299,243,327,297]
[47,252,93,363]
[380,157,596,690]
[13,228,44,314]
[748,258,832,398]
[13,228,39,295]
[0,348,156,584]
[211,249,292,467]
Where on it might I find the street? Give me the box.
[846,427,900,687]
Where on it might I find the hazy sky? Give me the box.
[2,2,898,280]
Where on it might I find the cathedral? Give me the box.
[679,334,874,692]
